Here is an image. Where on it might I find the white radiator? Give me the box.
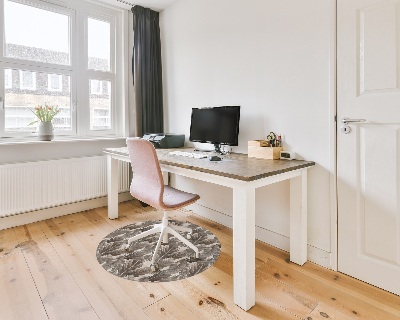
[0,156,130,217]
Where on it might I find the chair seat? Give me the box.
[162,186,200,209]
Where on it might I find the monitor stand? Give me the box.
[214,143,223,154]
[194,144,225,154]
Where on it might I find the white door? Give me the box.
[337,0,400,294]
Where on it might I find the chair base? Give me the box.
[125,211,200,271]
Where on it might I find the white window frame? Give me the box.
[1,0,74,137]
[0,0,126,139]
[81,10,118,136]
[4,68,11,89]
[48,74,63,92]
[19,70,36,91]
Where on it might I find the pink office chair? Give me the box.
[125,137,200,272]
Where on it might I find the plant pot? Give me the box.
[38,122,54,141]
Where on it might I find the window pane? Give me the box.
[19,70,36,90]
[90,79,111,130]
[88,18,110,71]
[4,0,70,65]
[4,69,12,89]
[5,69,71,132]
[48,74,62,92]
[90,79,103,95]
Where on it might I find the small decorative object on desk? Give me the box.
[248,131,283,160]
[266,131,282,147]
[28,104,60,141]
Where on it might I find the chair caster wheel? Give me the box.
[150,263,159,272]
[186,233,192,240]
[186,255,199,263]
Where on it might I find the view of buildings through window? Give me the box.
[48,74,63,92]
[2,0,114,134]
[4,53,111,132]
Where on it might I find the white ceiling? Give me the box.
[132,0,179,10]
[99,0,179,11]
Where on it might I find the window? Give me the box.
[86,14,115,134]
[6,69,71,132]
[90,79,103,95]
[0,0,124,138]
[48,74,63,92]
[90,80,111,130]
[92,108,110,130]
[4,0,70,65]
[4,69,12,89]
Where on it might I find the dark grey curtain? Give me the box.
[132,5,164,136]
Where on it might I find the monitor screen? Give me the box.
[189,106,240,148]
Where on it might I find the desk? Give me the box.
[104,147,315,311]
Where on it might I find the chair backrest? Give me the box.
[126,138,164,209]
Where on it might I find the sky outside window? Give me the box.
[88,18,110,71]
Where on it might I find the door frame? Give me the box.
[329,0,338,271]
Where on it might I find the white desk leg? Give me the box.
[233,185,256,311]
[289,169,308,265]
[162,171,169,185]
[107,154,119,219]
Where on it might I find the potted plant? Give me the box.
[29,104,60,141]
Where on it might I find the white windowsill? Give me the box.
[0,136,127,146]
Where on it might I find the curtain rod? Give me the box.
[115,0,135,7]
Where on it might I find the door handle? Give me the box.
[340,117,366,134]
[341,117,366,124]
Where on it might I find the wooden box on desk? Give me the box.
[248,140,283,160]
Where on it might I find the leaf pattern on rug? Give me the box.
[96,220,221,282]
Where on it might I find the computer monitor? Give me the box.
[189,106,240,153]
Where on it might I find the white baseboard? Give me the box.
[0,192,133,231]
[187,202,233,228]
[255,225,332,269]
[188,203,332,269]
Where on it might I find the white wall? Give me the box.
[160,0,335,267]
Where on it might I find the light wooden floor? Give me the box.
[1,200,400,320]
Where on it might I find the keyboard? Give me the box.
[169,151,208,159]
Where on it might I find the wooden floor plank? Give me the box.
[305,302,356,320]
[189,266,299,320]
[13,224,99,320]
[254,268,318,318]
[47,214,153,319]
[143,294,213,320]
[0,226,20,258]
[72,268,151,320]
[258,259,400,320]
[161,278,242,320]
[53,212,155,319]
[303,261,400,311]
[39,218,100,274]
[1,200,400,320]
[0,250,48,320]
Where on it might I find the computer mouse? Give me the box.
[208,155,222,161]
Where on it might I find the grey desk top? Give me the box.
[104,147,315,182]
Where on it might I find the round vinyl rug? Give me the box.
[96,220,221,282]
